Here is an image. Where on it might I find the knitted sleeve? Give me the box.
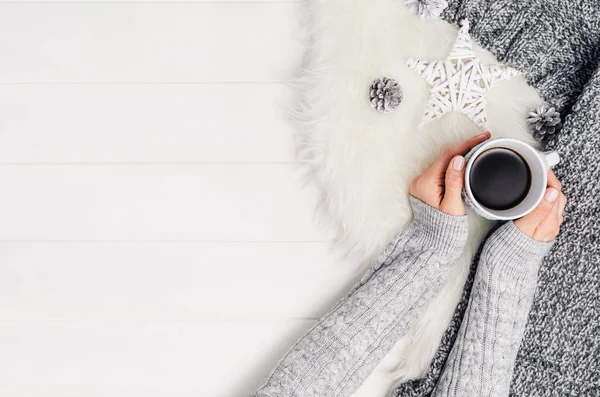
[252,196,468,397]
[431,221,553,397]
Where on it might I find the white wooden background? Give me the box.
[0,2,361,396]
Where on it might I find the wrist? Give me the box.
[409,196,469,259]
[482,221,554,277]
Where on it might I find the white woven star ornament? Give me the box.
[407,20,520,129]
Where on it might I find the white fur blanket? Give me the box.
[293,0,545,394]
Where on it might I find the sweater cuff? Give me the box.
[409,196,469,258]
[482,221,554,276]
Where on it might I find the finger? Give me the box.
[514,187,560,237]
[431,131,491,173]
[558,192,567,224]
[439,155,466,216]
[533,196,560,242]
[547,169,562,191]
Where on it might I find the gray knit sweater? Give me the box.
[253,197,552,397]
[394,2,600,396]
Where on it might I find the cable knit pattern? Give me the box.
[252,197,468,397]
[394,224,501,397]
[431,222,553,397]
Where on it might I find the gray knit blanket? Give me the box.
[396,1,600,396]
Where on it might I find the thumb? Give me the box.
[440,155,466,216]
[514,187,559,237]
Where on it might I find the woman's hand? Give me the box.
[514,170,567,242]
[409,132,491,216]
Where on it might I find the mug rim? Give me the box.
[464,138,548,220]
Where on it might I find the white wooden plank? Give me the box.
[0,83,294,163]
[0,3,302,83]
[0,165,329,241]
[0,241,359,320]
[0,320,314,397]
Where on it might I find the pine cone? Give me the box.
[405,0,449,21]
[370,77,403,114]
[527,105,562,141]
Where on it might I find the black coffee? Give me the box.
[469,148,531,211]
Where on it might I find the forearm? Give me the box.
[432,221,553,397]
[253,197,468,397]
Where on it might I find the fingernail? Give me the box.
[453,156,466,171]
[478,131,491,138]
[545,188,559,202]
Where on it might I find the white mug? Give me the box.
[463,138,561,220]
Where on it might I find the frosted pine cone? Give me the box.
[527,105,562,141]
[405,0,449,21]
[370,77,403,114]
